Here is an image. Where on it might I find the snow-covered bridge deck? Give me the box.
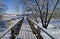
[16,19,36,39]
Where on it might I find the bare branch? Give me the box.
[47,0,59,26]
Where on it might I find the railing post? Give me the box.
[10,18,24,39]
[10,27,15,39]
[36,26,42,39]
[37,26,40,33]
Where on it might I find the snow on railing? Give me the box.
[27,17,54,39]
[0,18,23,39]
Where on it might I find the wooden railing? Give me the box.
[0,17,24,39]
[0,16,54,39]
[27,17,54,39]
[5,16,23,22]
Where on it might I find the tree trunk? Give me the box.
[43,25,47,29]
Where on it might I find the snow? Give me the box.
[38,23,56,29]
[38,21,60,39]
[0,18,20,39]
[0,18,60,39]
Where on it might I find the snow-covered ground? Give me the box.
[37,19,60,39]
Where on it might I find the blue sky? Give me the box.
[2,0,60,14]
[3,0,23,14]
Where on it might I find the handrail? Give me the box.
[0,18,23,39]
[27,17,43,39]
[5,16,23,22]
[27,17,54,39]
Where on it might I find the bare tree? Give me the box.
[11,0,22,14]
[21,0,59,29]
[0,0,8,20]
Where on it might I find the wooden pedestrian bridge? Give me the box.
[0,16,56,39]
